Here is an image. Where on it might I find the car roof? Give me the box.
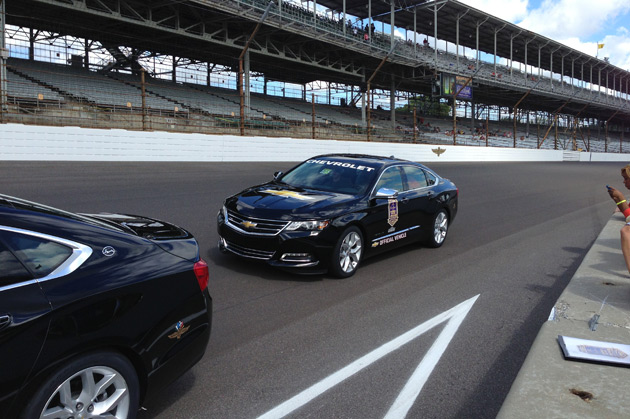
[309,154,420,167]
[0,194,122,235]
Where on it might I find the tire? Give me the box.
[426,209,449,248]
[21,351,139,419]
[330,226,363,278]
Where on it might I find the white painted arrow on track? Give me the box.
[257,294,480,419]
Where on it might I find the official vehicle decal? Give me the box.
[372,226,419,247]
[261,189,316,201]
[168,320,190,340]
[306,159,376,172]
[388,198,399,227]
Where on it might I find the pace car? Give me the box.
[217,154,458,277]
[0,194,212,419]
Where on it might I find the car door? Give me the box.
[0,230,52,414]
[363,165,416,254]
[399,165,440,240]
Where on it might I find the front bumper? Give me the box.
[217,213,336,273]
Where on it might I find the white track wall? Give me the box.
[1,124,628,162]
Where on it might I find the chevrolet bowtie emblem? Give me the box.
[242,221,257,229]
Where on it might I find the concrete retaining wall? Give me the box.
[1,124,628,162]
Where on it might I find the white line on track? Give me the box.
[257,294,480,419]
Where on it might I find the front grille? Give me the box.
[226,210,289,236]
[224,239,275,260]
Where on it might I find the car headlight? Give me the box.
[285,220,330,231]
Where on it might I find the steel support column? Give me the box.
[239,1,273,136]
[0,0,7,113]
[434,2,438,65]
[390,0,394,49]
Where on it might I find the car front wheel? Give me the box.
[427,209,449,248]
[330,226,363,278]
[21,351,140,419]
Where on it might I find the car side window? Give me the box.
[0,240,32,286]
[401,166,428,191]
[1,230,72,278]
[375,167,404,193]
[425,170,437,186]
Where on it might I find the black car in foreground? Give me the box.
[218,154,458,277]
[0,194,212,419]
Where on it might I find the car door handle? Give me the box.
[427,191,435,199]
[0,315,11,331]
[401,197,409,204]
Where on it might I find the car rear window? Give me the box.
[0,241,32,286]
[1,230,73,278]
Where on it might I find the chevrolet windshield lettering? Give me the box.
[217,154,458,277]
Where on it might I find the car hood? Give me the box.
[227,183,362,220]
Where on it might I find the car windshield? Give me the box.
[279,158,379,195]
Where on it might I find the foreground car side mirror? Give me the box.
[274,171,283,179]
[374,187,398,199]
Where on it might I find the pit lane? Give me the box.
[0,161,618,418]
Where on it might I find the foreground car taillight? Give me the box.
[194,259,209,291]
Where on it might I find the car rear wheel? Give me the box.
[427,209,449,248]
[21,351,139,419]
[330,226,363,278]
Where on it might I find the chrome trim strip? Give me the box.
[222,239,275,261]
[0,226,93,291]
[0,279,39,292]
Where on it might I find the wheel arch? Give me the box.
[17,343,148,415]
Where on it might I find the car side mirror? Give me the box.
[375,187,398,199]
[273,171,283,180]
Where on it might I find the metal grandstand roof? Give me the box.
[3,0,629,123]
[316,0,626,89]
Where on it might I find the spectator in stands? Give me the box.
[607,164,630,274]
[423,38,429,47]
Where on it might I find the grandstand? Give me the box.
[0,0,628,152]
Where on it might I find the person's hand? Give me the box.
[608,186,626,203]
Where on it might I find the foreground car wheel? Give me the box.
[427,209,449,248]
[22,351,139,419]
[330,226,363,278]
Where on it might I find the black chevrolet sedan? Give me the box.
[0,194,212,419]
[217,154,458,277]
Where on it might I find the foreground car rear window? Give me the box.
[0,241,32,286]
[1,231,72,278]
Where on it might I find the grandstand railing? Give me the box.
[1,56,627,153]
[210,0,629,112]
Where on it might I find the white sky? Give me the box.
[458,0,630,70]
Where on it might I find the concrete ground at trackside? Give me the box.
[497,211,630,419]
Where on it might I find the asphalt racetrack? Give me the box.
[1,160,621,418]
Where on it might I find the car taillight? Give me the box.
[193,259,209,291]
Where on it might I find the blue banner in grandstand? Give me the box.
[442,74,473,100]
